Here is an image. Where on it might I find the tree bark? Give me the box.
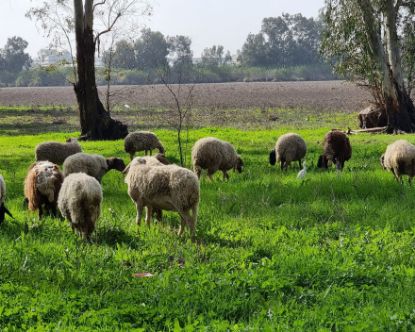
[356,0,415,132]
[73,0,128,140]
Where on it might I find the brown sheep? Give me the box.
[317,130,352,171]
[24,161,64,219]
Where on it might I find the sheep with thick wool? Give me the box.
[0,175,13,224]
[269,133,307,170]
[317,130,352,171]
[124,131,165,160]
[381,139,415,183]
[191,137,243,180]
[63,153,126,182]
[58,173,103,240]
[24,161,64,219]
[124,157,199,240]
[35,138,82,164]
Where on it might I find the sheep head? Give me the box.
[269,150,276,166]
[317,155,329,169]
[380,154,386,169]
[154,153,170,165]
[107,157,126,172]
[235,155,244,173]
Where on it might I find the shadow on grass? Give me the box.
[95,225,139,249]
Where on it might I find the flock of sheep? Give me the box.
[0,129,414,241]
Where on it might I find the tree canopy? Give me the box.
[238,13,323,67]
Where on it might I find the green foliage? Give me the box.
[239,14,323,67]
[0,36,32,85]
[1,127,415,329]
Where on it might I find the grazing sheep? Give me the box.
[124,158,199,240]
[63,153,126,182]
[24,161,64,219]
[124,154,171,222]
[35,138,82,164]
[381,140,415,183]
[317,130,352,171]
[58,173,103,240]
[124,131,165,160]
[269,133,307,170]
[191,137,244,180]
[0,175,13,224]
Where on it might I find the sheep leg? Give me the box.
[392,168,401,183]
[207,169,215,181]
[38,205,43,220]
[135,202,144,227]
[194,166,202,179]
[184,212,196,242]
[145,206,153,227]
[149,150,153,156]
[280,159,285,171]
[178,219,186,236]
[222,171,229,181]
[298,160,302,169]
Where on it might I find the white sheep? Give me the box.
[35,138,82,164]
[58,173,103,240]
[24,161,64,219]
[124,131,165,160]
[191,137,244,180]
[0,175,13,224]
[269,133,307,170]
[381,139,415,184]
[124,158,199,240]
[63,153,126,182]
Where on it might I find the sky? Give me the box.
[0,0,325,58]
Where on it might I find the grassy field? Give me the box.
[1,123,415,330]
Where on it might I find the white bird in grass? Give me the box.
[297,160,307,180]
[124,104,130,109]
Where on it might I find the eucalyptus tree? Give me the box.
[322,0,415,132]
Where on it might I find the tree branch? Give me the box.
[93,0,107,12]
[94,11,121,44]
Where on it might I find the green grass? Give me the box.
[1,128,415,330]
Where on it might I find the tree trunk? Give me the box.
[357,0,415,132]
[73,0,128,140]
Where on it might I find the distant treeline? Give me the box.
[1,13,337,87]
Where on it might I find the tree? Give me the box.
[0,37,32,73]
[29,0,150,140]
[238,14,322,67]
[108,39,136,69]
[167,35,193,68]
[322,0,415,132]
[200,45,233,67]
[135,29,169,70]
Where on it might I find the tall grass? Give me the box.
[0,128,414,330]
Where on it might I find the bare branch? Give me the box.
[93,0,107,12]
[94,12,122,44]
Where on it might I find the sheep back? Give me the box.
[126,164,199,213]
[35,139,82,164]
[24,161,64,211]
[322,130,352,164]
[274,133,307,164]
[191,137,241,172]
[58,173,103,238]
[124,131,165,155]
[383,140,415,176]
[63,153,108,180]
